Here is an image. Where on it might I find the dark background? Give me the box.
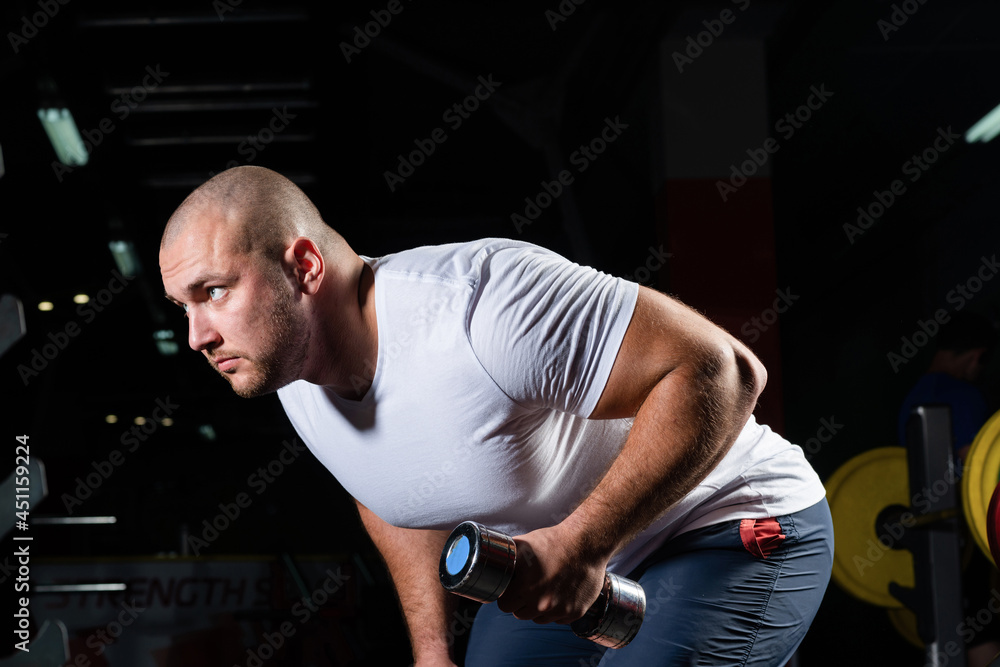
[2,0,1000,664]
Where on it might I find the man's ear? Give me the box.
[286,237,324,295]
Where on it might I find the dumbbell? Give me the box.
[439,521,646,648]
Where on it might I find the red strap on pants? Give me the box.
[740,517,786,559]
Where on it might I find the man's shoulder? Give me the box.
[368,237,555,284]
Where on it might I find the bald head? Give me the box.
[162,166,343,269]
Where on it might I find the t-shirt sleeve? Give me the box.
[467,243,639,417]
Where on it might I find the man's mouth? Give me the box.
[215,356,240,373]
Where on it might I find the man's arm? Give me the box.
[496,285,767,623]
[356,501,459,666]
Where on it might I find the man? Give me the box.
[159,166,833,666]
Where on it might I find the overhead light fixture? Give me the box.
[73,294,89,304]
[105,414,119,424]
[0,142,5,179]
[965,102,1000,143]
[108,240,142,278]
[153,329,179,356]
[199,424,217,441]
[37,108,89,166]
[38,301,54,311]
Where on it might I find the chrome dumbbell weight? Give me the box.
[439,521,646,649]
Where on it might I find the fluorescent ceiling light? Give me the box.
[108,240,141,278]
[965,102,1000,143]
[156,340,180,355]
[154,328,179,356]
[37,108,89,165]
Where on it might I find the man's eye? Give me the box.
[207,287,227,301]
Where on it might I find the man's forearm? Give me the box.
[496,288,769,624]
[565,342,764,563]
[499,336,766,625]
[356,501,459,665]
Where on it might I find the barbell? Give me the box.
[962,409,1000,566]
[826,409,1000,645]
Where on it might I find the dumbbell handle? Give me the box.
[439,521,646,649]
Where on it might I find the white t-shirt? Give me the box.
[278,238,825,575]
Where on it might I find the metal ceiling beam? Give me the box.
[121,99,318,113]
[125,133,316,147]
[105,81,312,96]
[79,11,308,28]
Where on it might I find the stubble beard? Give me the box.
[225,275,311,399]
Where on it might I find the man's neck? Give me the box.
[306,258,378,399]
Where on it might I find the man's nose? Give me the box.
[188,309,221,352]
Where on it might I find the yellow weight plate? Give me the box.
[962,409,1000,567]
[887,606,923,649]
[826,447,914,608]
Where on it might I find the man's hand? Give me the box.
[495,524,609,625]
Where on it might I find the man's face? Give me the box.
[159,216,310,398]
